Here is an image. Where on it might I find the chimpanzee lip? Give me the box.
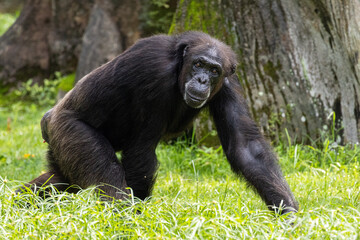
[187,92,208,102]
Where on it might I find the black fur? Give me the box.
[19,32,297,213]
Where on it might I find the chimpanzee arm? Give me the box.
[209,77,298,214]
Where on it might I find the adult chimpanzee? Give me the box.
[20,31,297,214]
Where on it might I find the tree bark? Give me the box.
[171,0,360,144]
[0,0,93,87]
[56,0,140,99]
[0,0,141,90]
[75,0,140,83]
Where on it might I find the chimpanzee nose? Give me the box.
[197,77,208,84]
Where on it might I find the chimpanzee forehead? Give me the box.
[206,45,218,58]
[191,43,224,63]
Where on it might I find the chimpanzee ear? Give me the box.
[230,64,236,75]
[175,43,189,72]
[176,43,188,59]
[183,46,189,57]
[225,64,237,77]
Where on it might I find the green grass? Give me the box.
[0,99,359,239]
[0,12,17,35]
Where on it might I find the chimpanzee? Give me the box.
[19,31,297,214]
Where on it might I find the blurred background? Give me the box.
[0,0,359,146]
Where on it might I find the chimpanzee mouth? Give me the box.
[188,93,207,102]
[184,91,209,108]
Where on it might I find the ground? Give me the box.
[0,98,359,239]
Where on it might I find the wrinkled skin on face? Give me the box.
[180,44,236,109]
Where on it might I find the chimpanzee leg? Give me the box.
[16,170,78,197]
[46,115,130,200]
[121,148,159,200]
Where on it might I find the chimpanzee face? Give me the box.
[181,45,228,109]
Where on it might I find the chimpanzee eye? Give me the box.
[194,62,201,68]
[212,68,219,75]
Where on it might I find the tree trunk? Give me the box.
[75,0,140,83]
[171,0,360,144]
[57,0,140,99]
[0,0,140,90]
[0,0,93,87]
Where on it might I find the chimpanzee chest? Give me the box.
[163,107,201,140]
